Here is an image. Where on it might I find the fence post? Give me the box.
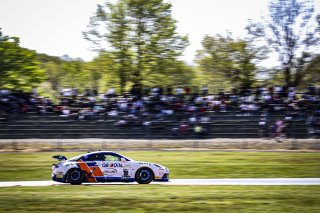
[290,139,298,150]
[241,139,248,150]
[148,139,153,149]
[57,139,63,151]
[12,139,18,151]
[193,140,199,149]
[317,140,320,150]
[101,140,107,150]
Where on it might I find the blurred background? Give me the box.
[0,0,320,143]
[0,1,320,212]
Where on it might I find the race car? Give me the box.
[52,151,169,185]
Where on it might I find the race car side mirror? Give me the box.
[120,157,127,162]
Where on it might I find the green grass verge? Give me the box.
[0,151,319,180]
[0,186,319,212]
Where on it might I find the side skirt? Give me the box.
[94,177,135,183]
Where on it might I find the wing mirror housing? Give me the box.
[121,157,127,163]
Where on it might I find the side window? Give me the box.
[86,154,106,161]
[104,154,121,161]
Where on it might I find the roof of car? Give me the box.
[84,151,117,155]
[69,151,115,160]
[69,151,133,162]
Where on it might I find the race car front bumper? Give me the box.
[154,173,169,182]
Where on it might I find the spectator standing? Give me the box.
[258,117,267,138]
[273,119,287,142]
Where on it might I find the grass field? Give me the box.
[0,151,319,180]
[0,151,319,212]
[0,185,319,212]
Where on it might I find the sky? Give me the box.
[0,0,319,64]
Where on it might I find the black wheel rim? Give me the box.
[140,170,151,181]
[70,170,81,181]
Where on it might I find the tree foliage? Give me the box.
[302,54,320,85]
[0,29,45,91]
[87,51,118,92]
[196,35,260,90]
[37,53,96,95]
[83,0,189,92]
[37,54,64,92]
[247,0,320,87]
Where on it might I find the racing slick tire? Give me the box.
[66,168,84,185]
[135,167,154,184]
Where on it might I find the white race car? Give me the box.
[52,151,169,184]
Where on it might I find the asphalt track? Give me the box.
[0,178,320,187]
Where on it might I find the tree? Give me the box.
[247,0,320,87]
[107,1,132,93]
[83,0,189,92]
[37,53,64,92]
[126,0,188,89]
[88,51,119,92]
[196,35,260,90]
[84,2,132,93]
[0,29,45,91]
[59,60,87,90]
[302,54,320,86]
[142,60,196,88]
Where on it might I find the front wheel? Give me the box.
[135,168,154,184]
[66,168,84,185]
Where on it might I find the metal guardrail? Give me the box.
[0,138,319,152]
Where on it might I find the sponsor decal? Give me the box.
[103,168,117,176]
[139,162,151,165]
[102,163,123,168]
[123,169,129,177]
[76,160,97,182]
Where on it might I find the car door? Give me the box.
[78,153,106,182]
[99,153,131,180]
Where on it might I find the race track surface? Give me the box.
[1,178,320,187]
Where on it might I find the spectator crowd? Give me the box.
[1,85,320,138]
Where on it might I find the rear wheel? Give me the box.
[66,168,84,185]
[135,168,154,184]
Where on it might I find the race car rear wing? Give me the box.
[52,155,67,161]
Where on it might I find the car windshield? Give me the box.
[119,154,133,161]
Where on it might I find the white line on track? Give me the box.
[0,178,320,187]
